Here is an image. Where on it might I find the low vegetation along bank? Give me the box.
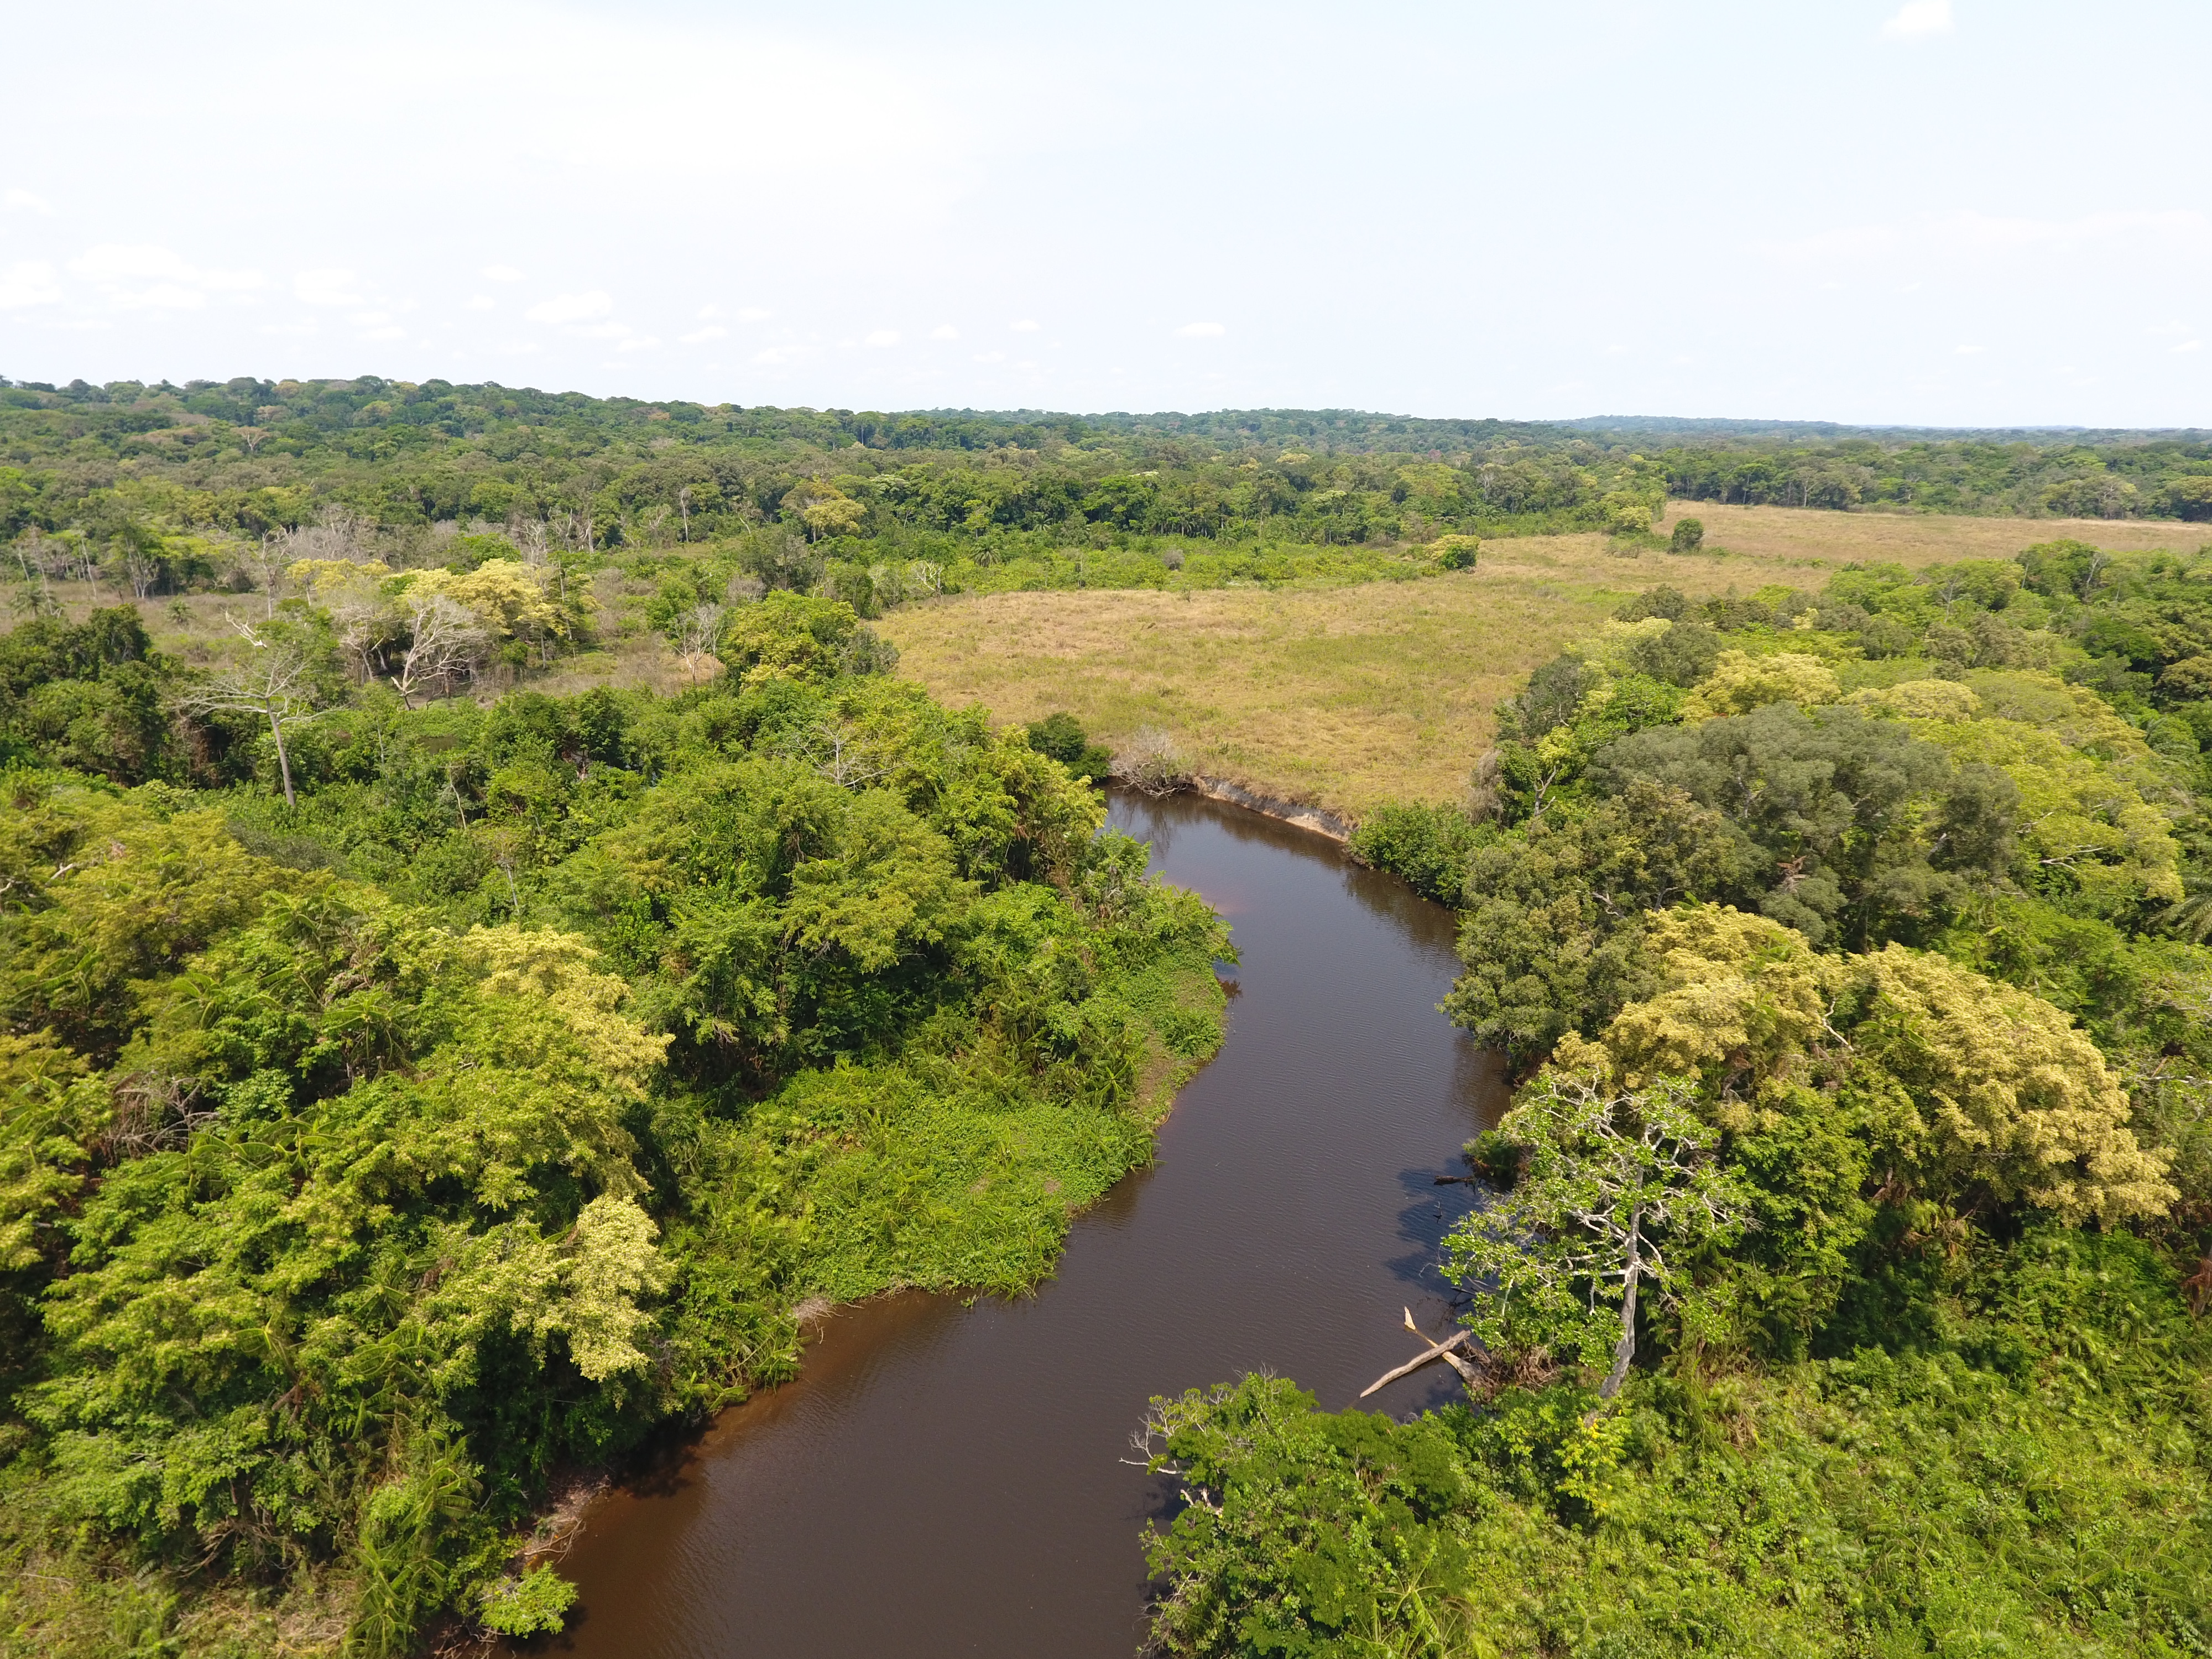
[1138,541,2212,1654]
[0,593,1228,1655]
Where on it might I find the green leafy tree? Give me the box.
[1446,1071,1749,1398]
[1443,781,1754,1064]
[1024,710,1113,783]
[718,591,894,686]
[1590,702,2016,947]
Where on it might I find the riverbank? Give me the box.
[539,789,1501,1657]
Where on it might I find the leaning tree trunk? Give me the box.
[1600,1207,1644,1400]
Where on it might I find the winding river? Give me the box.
[549,790,1503,1657]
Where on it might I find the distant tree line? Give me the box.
[2,381,2204,592]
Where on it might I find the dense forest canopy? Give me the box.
[0,581,1229,1653]
[2,379,2209,587]
[1144,538,2212,1656]
[9,371,2212,1655]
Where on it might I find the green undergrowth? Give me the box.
[0,619,1228,1657]
[917,538,1461,598]
[1144,1229,2212,1658]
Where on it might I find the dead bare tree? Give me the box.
[388,592,489,706]
[505,514,572,609]
[12,532,60,614]
[666,602,725,688]
[785,719,889,789]
[174,618,321,807]
[562,505,596,556]
[122,551,160,601]
[242,534,290,618]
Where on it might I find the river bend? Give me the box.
[550,790,1503,1657]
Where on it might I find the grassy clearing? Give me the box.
[881,506,2210,820]
[1661,500,2201,566]
[22,503,2203,822]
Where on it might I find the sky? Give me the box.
[2,0,2208,428]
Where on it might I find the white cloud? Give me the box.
[1881,0,1953,39]
[864,328,900,348]
[360,325,406,340]
[615,335,660,351]
[1009,318,1040,332]
[525,289,614,324]
[697,304,724,319]
[973,350,1006,363]
[928,323,958,340]
[260,320,318,336]
[0,261,62,308]
[1955,343,1985,354]
[296,268,365,305]
[482,264,524,281]
[463,294,494,311]
[1175,320,1226,337]
[1761,210,2212,275]
[72,245,253,288]
[127,285,209,310]
[3,187,53,215]
[737,306,773,322]
[65,245,264,310]
[351,310,393,327]
[2178,340,2204,354]
[681,324,728,343]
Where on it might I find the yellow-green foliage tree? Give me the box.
[0,659,1227,1653]
[1566,904,2173,1227]
[1678,649,1841,719]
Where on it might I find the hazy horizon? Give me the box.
[13,378,2207,444]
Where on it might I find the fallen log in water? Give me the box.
[1358,1309,1475,1397]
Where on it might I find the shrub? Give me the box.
[1025,711,1113,783]
[1114,726,1190,795]
[1431,534,1480,571]
[479,1566,580,1637]
[1348,800,1482,904]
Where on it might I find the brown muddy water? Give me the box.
[546,789,1505,1658]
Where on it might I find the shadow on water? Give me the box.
[545,789,1506,1659]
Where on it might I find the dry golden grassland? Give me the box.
[881,504,2210,821]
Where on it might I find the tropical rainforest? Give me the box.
[7,371,2212,1658]
[0,575,1230,1652]
[1145,540,2212,1655]
[1,378,2208,626]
